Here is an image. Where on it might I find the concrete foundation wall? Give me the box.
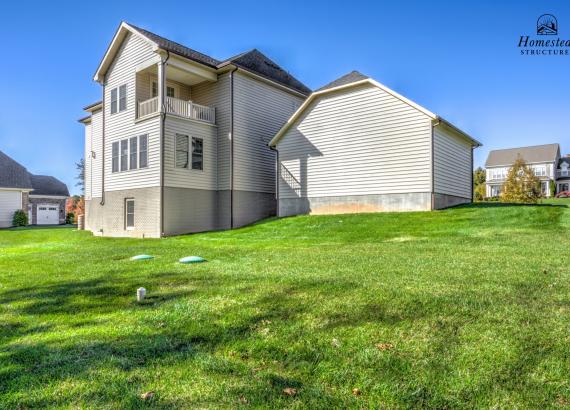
[163,187,218,235]
[433,193,471,210]
[85,187,161,238]
[233,190,276,228]
[279,192,432,217]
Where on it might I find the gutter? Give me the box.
[159,51,170,237]
[229,67,238,229]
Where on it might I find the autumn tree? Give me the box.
[500,156,541,203]
[473,167,486,201]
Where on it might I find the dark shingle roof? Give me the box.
[29,175,69,196]
[485,144,560,167]
[127,24,310,95]
[316,71,370,92]
[128,23,220,68]
[0,150,32,189]
[219,49,311,95]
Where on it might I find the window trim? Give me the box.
[125,198,135,230]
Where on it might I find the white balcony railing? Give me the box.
[137,96,215,124]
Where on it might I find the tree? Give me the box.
[500,156,541,203]
[76,158,85,194]
[473,167,486,201]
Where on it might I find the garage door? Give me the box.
[0,190,22,228]
[37,204,59,225]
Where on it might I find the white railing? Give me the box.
[137,96,215,124]
[138,97,159,118]
[280,163,301,195]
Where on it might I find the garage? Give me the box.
[37,204,60,225]
[0,190,22,228]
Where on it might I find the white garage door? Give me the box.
[0,190,21,228]
[37,204,59,225]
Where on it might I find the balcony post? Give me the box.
[157,60,166,113]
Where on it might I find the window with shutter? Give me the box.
[139,135,148,168]
[119,85,127,111]
[120,140,128,171]
[129,137,138,170]
[112,142,119,173]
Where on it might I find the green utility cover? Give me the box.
[130,254,154,261]
[179,256,206,264]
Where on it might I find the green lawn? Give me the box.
[1,201,570,408]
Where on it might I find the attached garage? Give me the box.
[0,190,22,228]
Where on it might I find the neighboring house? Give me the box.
[0,150,69,227]
[556,156,570,193]
[80,22,309,238]
[269,71,482,216]
[484,144,560,197]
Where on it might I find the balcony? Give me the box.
[137,96,215,124]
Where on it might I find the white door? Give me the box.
[37,204,59,225]
[0,190,21,228]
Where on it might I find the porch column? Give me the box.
[157,60,166,113]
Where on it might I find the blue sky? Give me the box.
[0,0,568,195]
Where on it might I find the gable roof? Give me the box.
[0,150,32,189]
[128,23,220,68]
[218,49,311,95]
[485,144,560,167]
[94,22,310,96]
[269,71,482,147]
[316,70,369,91]
[29,174,69,196]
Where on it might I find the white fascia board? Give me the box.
[29,195,68,199]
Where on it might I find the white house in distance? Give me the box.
[269,71,482,216]
[484,144,560,197]
[79,22,309,238]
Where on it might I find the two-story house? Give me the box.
[80,22,310,238]
[484,143,560,197]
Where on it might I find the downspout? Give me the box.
[471,146,475,202]
[229,67,238,229]
[431,119,440,210]
[269,145,279,217]
[100,85,106,206]
[159,51,170,237]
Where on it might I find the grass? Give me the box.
[1,201,570,408]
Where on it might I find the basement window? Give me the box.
[125,199,135,230]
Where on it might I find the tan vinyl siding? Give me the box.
[91,110,103,198]
[192,74,231,190]
[433,125,472,199]
[104,32,160,191]
[233,72,304,193]
[84,123,92,200]
[276,83,433,199]
[163,116,217,190]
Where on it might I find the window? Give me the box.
[125,199,135,230]
[112,142,119,173]
[129,137,138,170]
[175,134,189,168]
[110,84,127,114]
[192,137,203,170]
[120,140,128,171]
[533,166,546,177]
[119,85,127,111]
[112,135,148,173]
[151,81,175,98]
[139,135,148,168]
[110,88,117,114]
